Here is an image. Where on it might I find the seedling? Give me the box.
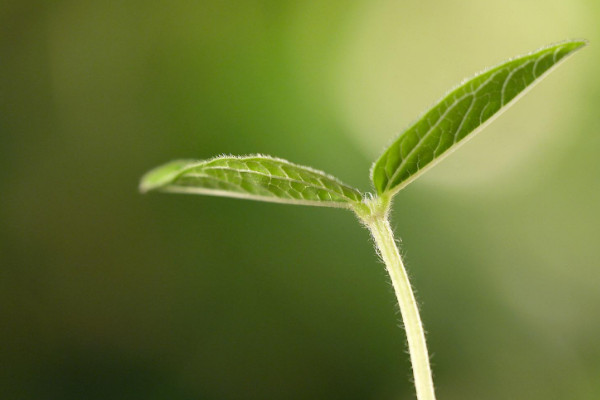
[140,40,586,400]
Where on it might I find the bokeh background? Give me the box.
[2,1,599,399]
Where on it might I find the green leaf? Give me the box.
[371,40,587,196]
[140,155,363,208]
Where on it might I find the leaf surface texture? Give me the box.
[140,155,363,208]
[371,40,586,195]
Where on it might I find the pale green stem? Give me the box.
[357,199,436,400]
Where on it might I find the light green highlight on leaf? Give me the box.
[370,40,587,196]
[140,155,364,208]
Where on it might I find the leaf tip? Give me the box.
[562,38,589,52]
[139,160,195,194]
[546,39,588,60]
[571,38,589,47]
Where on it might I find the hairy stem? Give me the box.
[359,202,436,400]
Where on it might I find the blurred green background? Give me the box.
[2,0,599,399]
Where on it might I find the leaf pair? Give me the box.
[140,40,586,209]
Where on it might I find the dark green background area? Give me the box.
[2,1,599,399]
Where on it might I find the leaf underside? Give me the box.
[140,155,363,208]
[371,40,587,196]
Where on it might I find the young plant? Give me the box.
[140,40,586,400]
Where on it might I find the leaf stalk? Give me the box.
[356,198,436,400]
